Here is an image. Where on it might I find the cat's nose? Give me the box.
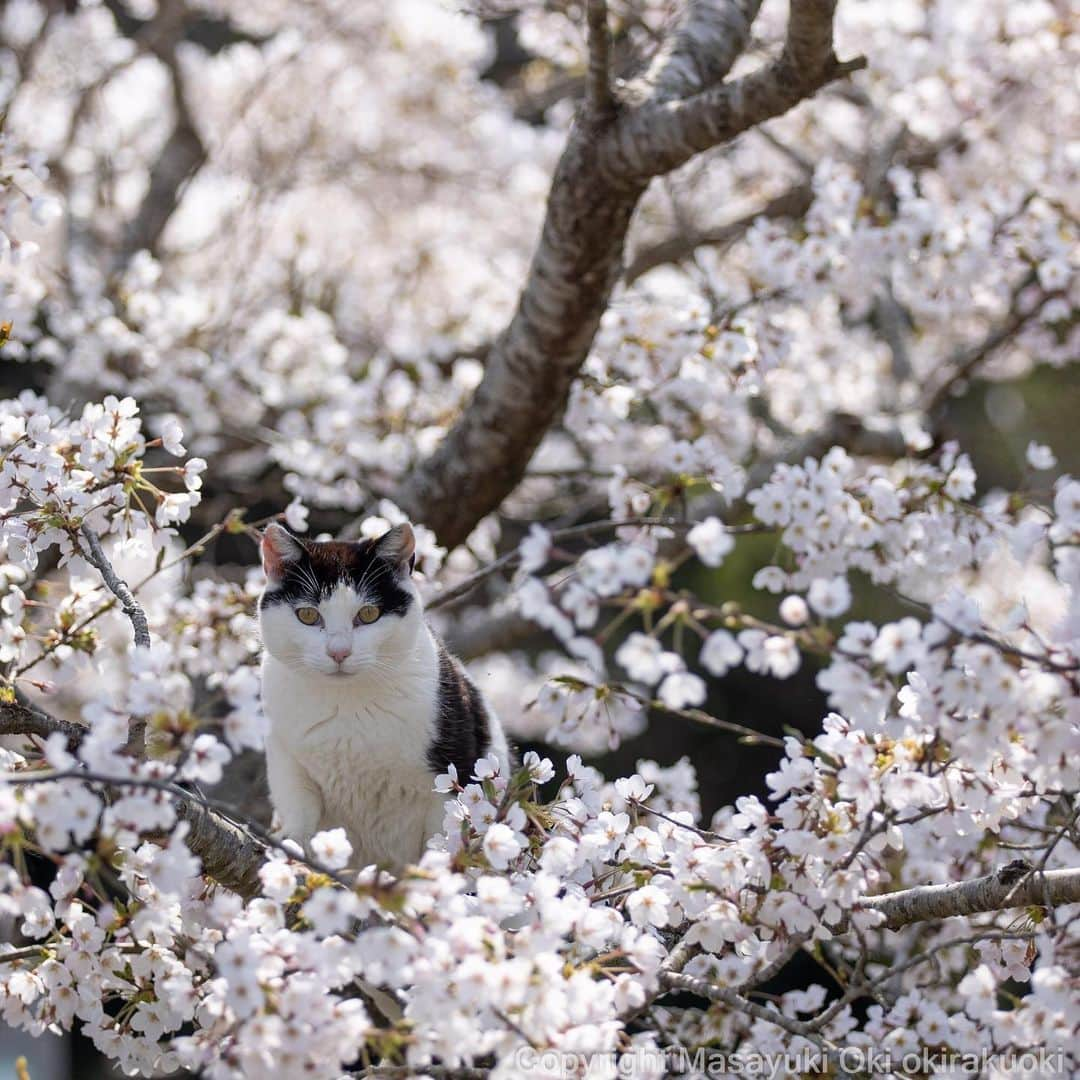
[327,644,352,664]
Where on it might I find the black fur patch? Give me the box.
[427,638,493,780]
[260,534,413,616]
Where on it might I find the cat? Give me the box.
[258,520,512,871]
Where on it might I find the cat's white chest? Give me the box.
[261,649,446,869]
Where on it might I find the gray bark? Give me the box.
[0,700,84,750]
[79,526,151,648]
[855,862,1080,931]
[396,135,645,548]
[585,0,615,117]
[625,0,764,104]
[175,798,265,900]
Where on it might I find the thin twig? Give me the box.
[427,517,761,612]
[661,969,848,1062]
[0,697,84,749]
[616,685,785,748]
[78,526,151,649]
[920,272,1043,411]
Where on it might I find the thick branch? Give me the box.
[602,48,864,181]
[785,0,843,75]
[4,698,1080,929]
[79,526,151,648]
[626,0,763,103]
[0,760,269,899]
[396,134,645,547]
[397,0,857,548]
[175,797,266,900]
[657,863,1078,1045]
[0,701,273,896]
[0,700,84,750]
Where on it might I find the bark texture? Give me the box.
[0,700,84,749]
[397,0,863,548]
[175,798,266,900]
[397,138,644,548]
[856,863,1080,931]
[626,0,764,103]
[80,526,152,648]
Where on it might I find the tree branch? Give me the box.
[625,0,763,103]
[443,608,535,662]
[585,0,615,118]
[118,1,207,261]
[602,41,865,181]
[3,695,1080,933]
[624,122,967,283]
[851,862,1080,932]
[624,182,812,284]
[174,796,267,901]
[655,863,1078,1048]
[919,272,1043,413]
[395,136,645,547]
[426,515,734,611]
[0,699,84,750]
[662,969,841,1045]
[79,526,151,649]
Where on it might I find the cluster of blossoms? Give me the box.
[2,415,1076,1074]
[1,703,1076,1076]
[0,131,60,338]
[0,397,267,772]
[545,0,1078,490]
[511,442,1078,758]
[0,391,203,568]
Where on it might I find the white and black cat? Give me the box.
[258,521,511,870]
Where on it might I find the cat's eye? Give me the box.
[355,604,380,625]
[295,606,322,626]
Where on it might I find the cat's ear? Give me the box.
[261,523,305,585]
[373,523,416,575]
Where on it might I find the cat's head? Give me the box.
[258,522,421,678]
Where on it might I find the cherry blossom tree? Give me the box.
[0,0,1078,1077]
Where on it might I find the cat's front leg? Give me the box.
[266,734,324,849]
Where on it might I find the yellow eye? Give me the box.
[356,604,380,625]
[295,607,321,626]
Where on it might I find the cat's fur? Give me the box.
[258,521,511,870]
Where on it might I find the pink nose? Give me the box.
[328,645,352,664]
